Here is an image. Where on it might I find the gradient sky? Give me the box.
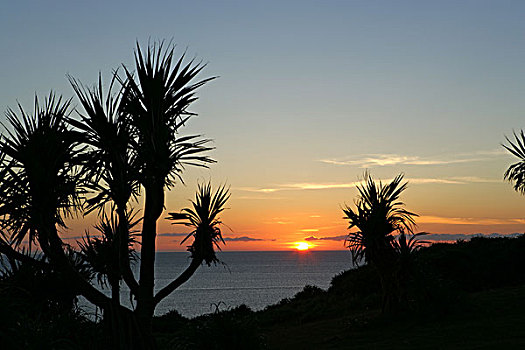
[2,1,525,250]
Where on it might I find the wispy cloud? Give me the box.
[237,187,280,193]
[239,182,361,193]
[236,195,286,200]
[287,182,362,190]
[320,149,508,168]
[447,176,501,184]
[263,220,293,225]
[304,235,348,241]
[238,176,500,193]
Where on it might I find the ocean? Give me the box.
[82,250,353,318]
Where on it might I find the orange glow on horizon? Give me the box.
[293,241,313,251]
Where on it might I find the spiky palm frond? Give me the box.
[68,73,140,214]
[168,182,230,265]
[78,210,139,288]
[393,231,429,258]
[0,93,84,247]
[344,173,418,266]
[119,41,216,188]
[503,130,525,194]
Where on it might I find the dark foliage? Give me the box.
[413,235,525,292]
[156,305,266,350]
[0,256,104,349]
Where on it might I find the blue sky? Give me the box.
[1,1,525,249]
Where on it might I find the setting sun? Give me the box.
[294,242,312,251]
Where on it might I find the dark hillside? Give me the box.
[155,236,525,349]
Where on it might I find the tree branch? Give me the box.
[153,258,202,305]
[0,241,48,269]
[122,264,139,296]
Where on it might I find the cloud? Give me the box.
[404,178,463,185]
[263,220,293,225]
[238,176,500,193]
[239,182,361,193]
[158,233,190,237]
[447,176,501,184]
[236,195,286,200]
[237,187,280,193]
[304,235,348,241]
[222,236,275,242]
[320,149,508,168]
[63,235,91,240]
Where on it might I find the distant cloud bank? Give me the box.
[422,232,523,241]
[303,232,523,243]
[158,233,189,237]
[418,216,525,225]
[304,235,347,242]
[160,233,275,242]
[223,236,276,242]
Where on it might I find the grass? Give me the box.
[263,285,525,349]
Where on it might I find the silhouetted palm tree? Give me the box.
[503,130,525,194]
[343,173,417,312]
[0,42,220,348]
[78,210,139,302]
[154,182,229,304]
[0,93,113,311]
[68,73,141,298]
[119,41,215,330]
[393,231,428,262]
[344,174,417,265]
[0,93,82,256]
[392,231,428,306]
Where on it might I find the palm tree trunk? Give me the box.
[41,223,151,349]
[116,205,139,295]
[376,260,401,314]
[136,182,164,335]
[40,224,110,307]
[111,278,121,304]
[104,303,150,350]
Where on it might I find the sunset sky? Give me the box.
[2,1,525,250]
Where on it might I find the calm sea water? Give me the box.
[82,251,353,318]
